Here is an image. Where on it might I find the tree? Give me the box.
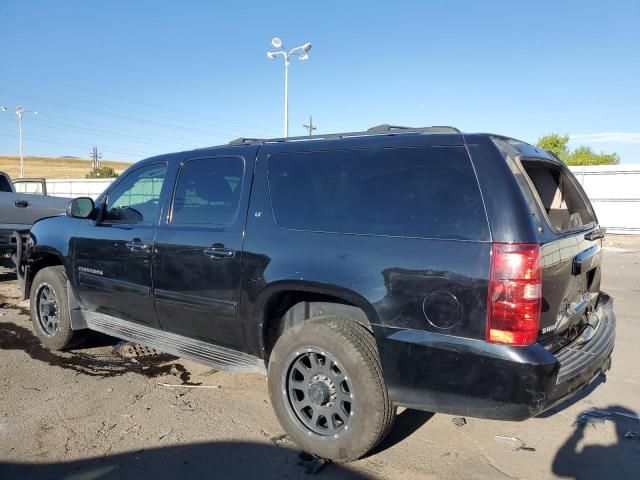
[537,133,570,163]
[536,133,619,165]
[565,146,620,166]
[86,166,119,179]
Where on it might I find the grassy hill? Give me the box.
[0,155,133,179]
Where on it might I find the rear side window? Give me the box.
[171,156,244,226]
[267,146,489,241]
[521,160,595,232]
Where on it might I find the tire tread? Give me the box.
[30,266,87,350]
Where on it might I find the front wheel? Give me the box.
[267,316,395,462]
[30,266,87,350]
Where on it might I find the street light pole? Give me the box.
[267,37,312,137]
[284,56,289,138]
[15,106,38,178]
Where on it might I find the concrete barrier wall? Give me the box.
[569,164,640,235]
[44,178,114,199]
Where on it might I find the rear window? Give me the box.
[521,160,595,232]
[267,146,489,241]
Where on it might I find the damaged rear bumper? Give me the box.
[374,292,615,421]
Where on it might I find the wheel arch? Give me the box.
[25,249,66,300]
[257,282,381,363]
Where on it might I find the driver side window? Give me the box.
[104,163,167,224]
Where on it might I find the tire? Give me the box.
[30,266,87,350]
[267,316,395,462]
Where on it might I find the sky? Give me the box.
[0,0,639,163]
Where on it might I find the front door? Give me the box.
[153,154,250,348]
[74,162,168,326]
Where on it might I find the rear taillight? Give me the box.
[487,243,541,346]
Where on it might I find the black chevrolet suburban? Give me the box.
[18,125,615,462]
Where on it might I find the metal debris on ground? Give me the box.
[269,433,289,446]
[297,451,327,475]
[495,435,536,452]
[157,382,221,389]
[575,408,640,428]
[576,410,609,427]
[451,417,467,427]
[116,342,163,359]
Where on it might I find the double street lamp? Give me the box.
[267,37,312,138]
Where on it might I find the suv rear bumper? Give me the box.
[374,292,615,421]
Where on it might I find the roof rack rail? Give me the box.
[229,137,263,146]
[227,125,461,146]
[367,124,413,132]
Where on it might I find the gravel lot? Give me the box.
[0,241,639,479]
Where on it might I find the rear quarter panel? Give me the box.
[240,136,492,356]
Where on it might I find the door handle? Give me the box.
[203,245,236,260]
[125,238,150,253]
[14,200,29,208]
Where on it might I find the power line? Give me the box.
[6,69,280,134]
[1,115,182,155]
[0,89,242,139]
[23,118,199,150]
[0,114,204,148]
[0,87,274,139]
[0,132,152,158]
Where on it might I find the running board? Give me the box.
[84,311,266,374]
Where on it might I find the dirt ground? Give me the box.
[0,155,131,179]
[0,238,639,479]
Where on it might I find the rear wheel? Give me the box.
[30,266,87,350]
[268,316,395,462]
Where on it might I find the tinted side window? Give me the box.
[268,147,489,241]
[171,156,244,226]
[104,163,167,224]
[0,175,12,192]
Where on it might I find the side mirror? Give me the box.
[66,197,95,219]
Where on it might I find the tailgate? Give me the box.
[517,158,605,352]
[538,235,603,351]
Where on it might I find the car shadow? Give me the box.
[552,405,640,480]
[0,321,199,384]
[0,440,372,479]
[0,266,17,282]
[370,408,434,455]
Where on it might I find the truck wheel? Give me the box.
[268,316,395,462]
[30,266,86,351]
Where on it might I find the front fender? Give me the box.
[26,216,82,294]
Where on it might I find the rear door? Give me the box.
[153,151,254,349]
[517,158,603,351]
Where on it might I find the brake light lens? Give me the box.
[487,243,541,346]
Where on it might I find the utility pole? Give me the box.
[303,115,316,137]
[90,146,102,169]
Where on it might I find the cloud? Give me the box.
[569,132,640,144]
